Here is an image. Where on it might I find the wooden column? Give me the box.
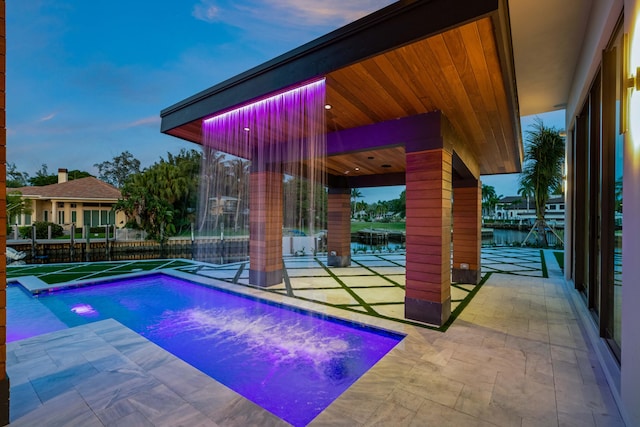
[404,148,452,326]
[248,170,283,287]
[327,188,351,267]
[452,179,482,284]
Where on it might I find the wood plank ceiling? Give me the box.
[324,17,518,178]
[164,15,521,178]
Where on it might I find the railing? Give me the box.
[6,238,250,265]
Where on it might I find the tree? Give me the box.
[228,158,250,231]
[389,190,406,218]
[519,118,565,246]
[67,170,93,180]
[351,188,363,219]
[115,149,201,242]
[517,180,535,211]
[28,164,57,186]
[481,184,502,218]
[6,162,30,188]
[94,151,141,188]
[26,164,92,186]
[6,191,32,226]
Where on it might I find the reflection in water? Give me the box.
[483,228,564,247]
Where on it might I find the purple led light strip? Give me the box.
[203,78,326,124]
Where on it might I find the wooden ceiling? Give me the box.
[161,1,522,180]
[324,17,518,177]
[324,146,405,177]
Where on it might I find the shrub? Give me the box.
[19,222,64,239]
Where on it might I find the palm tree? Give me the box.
[351,188,363,219]
[519,118,565,246]
[6,191,32,226]
[229,158,250,232]
[517,180,534,212]
[481,185,497,218]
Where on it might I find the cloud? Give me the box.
[191,1,394,31]
[39,113,56,122]
[126,116,161,129]
[192,0,221,23]
[260,0,393,26]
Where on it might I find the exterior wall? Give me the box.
[494,201,565,225]
[564,0,639,424]
[623,2,640,423]
[12,199,124,231]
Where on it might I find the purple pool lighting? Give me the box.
[8,274,404,426]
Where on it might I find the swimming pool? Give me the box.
[7,273,404,426]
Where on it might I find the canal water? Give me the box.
[483,228,564,247]
[348,228,564,253]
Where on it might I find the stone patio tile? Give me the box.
[350,286,405,304]
[491,370,558,425]
[363,400,416,426]
[293,288,359,305]
[106,410,155,427]
[373,303,405,319]
[10,389,104,427]
[148,358,217,398]
[6,249,625,427]
[410,399,496,427]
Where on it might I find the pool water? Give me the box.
[7,274,404,426]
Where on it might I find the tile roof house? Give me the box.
[8,168,125,231]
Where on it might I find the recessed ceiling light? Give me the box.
[367,156,375,160]
[344,170,350,174]
[324,104,332,110]
[381,164,391,168]
[354,167,360,171]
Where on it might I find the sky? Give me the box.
[6,0,397,176]
[7,0,565,202]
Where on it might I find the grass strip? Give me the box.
[540,250,548,278]
[553,251,564,271]
[440,273,492,332]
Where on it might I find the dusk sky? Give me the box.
[7,0,564,201]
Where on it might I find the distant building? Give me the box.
[493,195,565,226]
[8,168,125,231]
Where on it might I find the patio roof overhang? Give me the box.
[160,0,523,179]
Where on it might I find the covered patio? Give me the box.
[161,0,524,327]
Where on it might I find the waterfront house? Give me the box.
[8,168,125,233]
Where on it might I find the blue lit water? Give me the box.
[7,274,404,426]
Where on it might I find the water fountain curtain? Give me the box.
[196,78,327,263]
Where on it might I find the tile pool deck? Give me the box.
[6,248,626,426]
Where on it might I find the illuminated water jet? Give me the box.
[195,79,327,266]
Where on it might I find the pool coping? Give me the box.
[7,270,413,426]
[7,318,289,425]
[9,268,411,338]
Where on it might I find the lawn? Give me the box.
[6,259,194,285]
[350,221,406,233]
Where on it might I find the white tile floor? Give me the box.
[7,248,626,426]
